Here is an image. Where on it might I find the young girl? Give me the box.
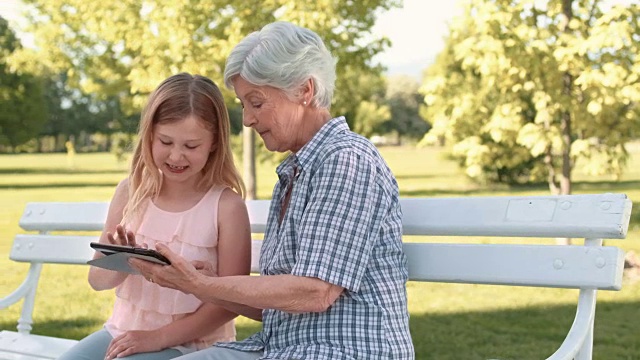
[57,73,251,360]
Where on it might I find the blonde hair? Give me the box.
[123,73,245,224]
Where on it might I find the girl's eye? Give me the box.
[160,140,171,146]
[185,145,199,150]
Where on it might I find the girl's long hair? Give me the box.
[123,73,245,224]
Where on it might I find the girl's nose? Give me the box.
[169,147,183,161]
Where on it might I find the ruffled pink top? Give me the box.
[105,186,235,352]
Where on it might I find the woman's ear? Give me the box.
[299,78,314,105]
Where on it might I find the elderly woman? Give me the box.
[132,21,414,360]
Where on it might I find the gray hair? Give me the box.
[224,21,337,109]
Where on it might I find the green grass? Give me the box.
[1,147,639,359]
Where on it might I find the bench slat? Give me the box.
[403,242,624,290]
[0,331,78,359]
[11,235,263,273]
[11,236,625,290]
[11,235,98,265]
[401,193,631,238]
[19,202,108,232]
[19,194,631,239]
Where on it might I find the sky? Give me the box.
[0,0,462,80]
[371,0,463,79]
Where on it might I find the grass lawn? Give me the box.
[1,146,639,359]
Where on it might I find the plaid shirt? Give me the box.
[217,117,414,359]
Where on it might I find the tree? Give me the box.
[12,0,399,197]
[0,16,46,150]
[40,73,138,151]
[383,75,430,141]
[420,0,640,193]
[348,70,390,137]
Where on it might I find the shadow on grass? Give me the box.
[402,179,640,198]
[573,179,640,192]
[0,317,104,341]
[0,168,125,175]
[4,301,637,359]
[408,300,640,360]
[395,173,439,181]
[0,182,119,189]
[401,187,545,197]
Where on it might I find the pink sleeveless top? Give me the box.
[105,186,235,352]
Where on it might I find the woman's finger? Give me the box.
[155,243,184,264]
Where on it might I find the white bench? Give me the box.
[0,193,632,360]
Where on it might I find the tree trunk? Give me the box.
[556,0,574,245]
[243,126,257,200]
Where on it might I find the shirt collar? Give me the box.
[276,116,348,179]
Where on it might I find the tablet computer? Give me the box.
[90,242,171,265]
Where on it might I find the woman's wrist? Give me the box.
[190,272,217,303]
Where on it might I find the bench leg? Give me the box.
[546,238,603,360]
[574,313,594,360]
[545,288,596,360]
[17,263,44,334]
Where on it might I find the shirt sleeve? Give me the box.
[291,151,388,292]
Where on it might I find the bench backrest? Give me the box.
[12,193,631,290]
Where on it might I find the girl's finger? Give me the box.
[126,230,136,246]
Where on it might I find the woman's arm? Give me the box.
[88,179,130,290]
[133,251,344,314]
[193,273,344,314]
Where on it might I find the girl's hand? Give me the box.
[105,329,164,359]
[192,260,216,277]
[106,224,139,247]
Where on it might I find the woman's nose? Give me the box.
[242,108,256,127]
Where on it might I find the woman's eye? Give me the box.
[160,140,171,146]
[185,145,199,150]
[252,103,262,109]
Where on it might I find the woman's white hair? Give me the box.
[224,21,337,109]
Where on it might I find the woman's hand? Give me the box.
[129,243,202,295]
[105,329,164,359]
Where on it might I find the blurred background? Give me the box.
[0,0,636,198]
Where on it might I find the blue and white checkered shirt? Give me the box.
[217,117,414,359]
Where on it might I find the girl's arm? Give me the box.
[105,187,255,359]
[88,179,130,290]
[152,302,238,349]
[156,187,256,343]
[210,189,262,320]
[105,302,238,359]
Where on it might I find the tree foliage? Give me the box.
[348,70,390,137]
[41,73,138,145]
[384,75,430,140]
[420,0,640,193]
[0,16,46,149]
[12,0,398,115]
[11,0,399,196]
